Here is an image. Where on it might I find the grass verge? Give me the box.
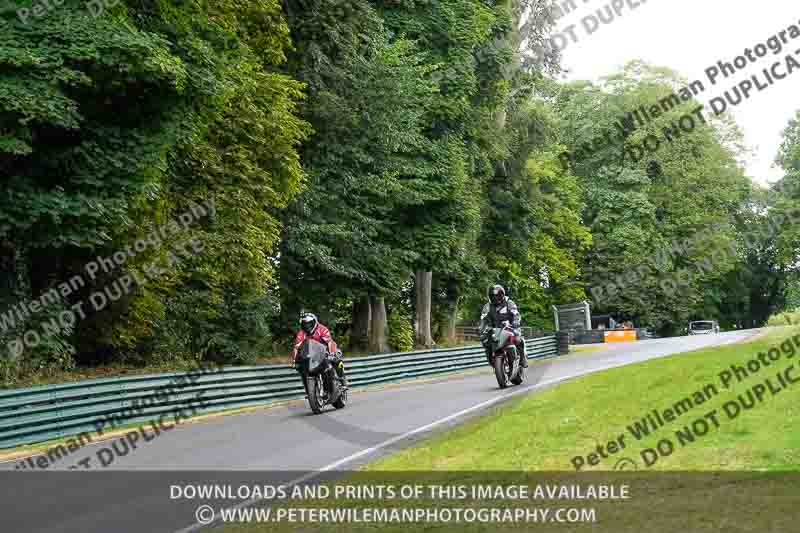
[569,344,607,354]
[369,328,798,471]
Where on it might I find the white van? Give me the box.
[688,320,720,335]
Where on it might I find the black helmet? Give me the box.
[300,312,318,335]
[489,285,506,305]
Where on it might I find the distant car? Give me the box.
[638,328,656,339]
[688,320,720,335]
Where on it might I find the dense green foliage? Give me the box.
[1,1,796,384]
[766,308,800,327]
[553,63,755,334]
[1,0,309,379]
[387,309,414,353]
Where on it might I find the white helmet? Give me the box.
[300,312,318,335]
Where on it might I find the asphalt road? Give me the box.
[0,329,761,533]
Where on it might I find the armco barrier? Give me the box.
[0,336,559,449]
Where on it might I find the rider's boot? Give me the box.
[517,339,528,368]
[335,359,348,388]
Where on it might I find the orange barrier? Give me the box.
[604,330,637,343]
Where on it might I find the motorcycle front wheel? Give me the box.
[306,375,325,414]
[494,355,509,389]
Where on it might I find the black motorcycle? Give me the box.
[483,325,525,389]
[295,339,348,414]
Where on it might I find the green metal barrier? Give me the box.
[0,336,559,449]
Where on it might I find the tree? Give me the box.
[477,96,590,327]
[772,110,800,267]
[278,0,438,350]
[0,0,309,373]
[708,186,785,329]
[373,0,518,344]
[555,61,750,333]
[414,271,433,346]
[368,295,389,353]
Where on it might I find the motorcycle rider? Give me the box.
[479,285,528,368]
[290,312,347,385]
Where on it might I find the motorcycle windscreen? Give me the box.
[493,328,513,351]
[299,339,327,373]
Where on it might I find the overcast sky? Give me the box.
[550,0,799,186]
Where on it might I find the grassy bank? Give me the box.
[370,328,798,471]
[569,344,607,354]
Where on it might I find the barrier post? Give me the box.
[556,331,570,354]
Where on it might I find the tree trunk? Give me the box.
[368,295,389,353]
[442,296,460,344]
[414,270,434,348]
[350,295,371,351]
[495,108,507,130]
